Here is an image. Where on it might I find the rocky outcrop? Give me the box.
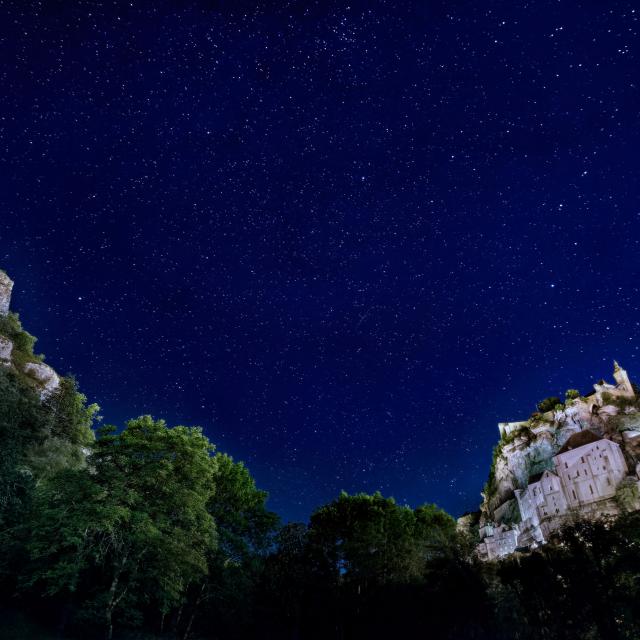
[479,362,640,559]
[0,270,62,399]
[23,362,60,399]
[487,436,556,518]
[487,412,611,523]
[0,336,12,365]
[483,364,639,524]
[0,270,13,316]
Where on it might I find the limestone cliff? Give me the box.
[0,270,13,316]
[481,362,640,527]
[0,270,60,399]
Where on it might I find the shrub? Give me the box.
[601,392,615,406]
[601,392,636,411]
[537,396,561,413]
[616,478,640,513]
[0,312,42,371]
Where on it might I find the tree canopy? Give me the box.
[3,321,640,640]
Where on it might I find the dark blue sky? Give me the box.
[1,1,639,522]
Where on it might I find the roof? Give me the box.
[557,430,601,455]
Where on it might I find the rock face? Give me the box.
[0,336,13,365]
[0,270,13,316]
[0,270,62,399]
[478,362,640,560]
[23,362,60,399]
[0,269,65,400]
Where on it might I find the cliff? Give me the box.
[0,270,60,398]
[476,363,640,559]
[481,363,640,528]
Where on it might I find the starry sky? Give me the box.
[1,1,639,522]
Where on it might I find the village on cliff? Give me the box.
[463,361,640,560]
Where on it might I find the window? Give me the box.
[565,462,568,469]
[556,508,559,514]
[589,484,594,495]
[572,489,577,500]
[581,456,585,463]
[576,470,580,477]
[607,478,611,486]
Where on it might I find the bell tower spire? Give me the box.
[613,361,633,395]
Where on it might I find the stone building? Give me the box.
[478,523,519,560]
[594,361,634,403]
[478,434,633,560]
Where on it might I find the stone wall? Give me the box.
[488,437,557,517]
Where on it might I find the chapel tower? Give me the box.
[613,360,634,395]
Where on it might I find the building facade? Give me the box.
[478,434,632,560]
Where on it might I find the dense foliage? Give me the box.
[2,326,640,639]
[536,396,562,413]
[0,367,278,639]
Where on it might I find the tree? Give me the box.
[0,369,46,526]
[0,370,98,525]
[260,523,310,638]
[308,492,455,587]
[25,376,98,481]
[537,396,562,413]
[0,322,99,598]
[209,453,279,561]
[413,502,457,562]
[300,493,465,640]
[22,416,217,639]
[185,452,279,640]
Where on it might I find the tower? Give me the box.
[0,270,13,316]
[613,360,633,395]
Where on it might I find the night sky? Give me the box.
[2,1,639,522]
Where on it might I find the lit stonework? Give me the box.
[23,362,60,399]
[0,271,61,399]
[477,362,640,561]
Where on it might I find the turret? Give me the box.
[0,270,13,316]
[613,361,634,395]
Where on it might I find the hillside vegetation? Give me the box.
[2,318,640,639]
